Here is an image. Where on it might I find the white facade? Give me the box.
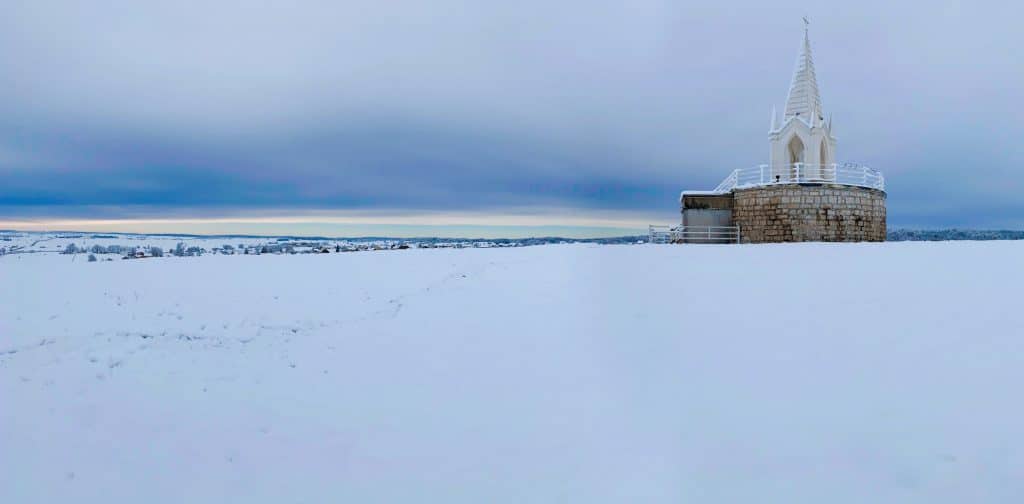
[768,23,836,180]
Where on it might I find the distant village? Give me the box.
[0,232,645,259]
[3,229,1023,259]
[82,239,517,260]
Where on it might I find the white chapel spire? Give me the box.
[783,18,823,123]
[768,18,836,171]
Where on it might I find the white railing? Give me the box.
[672,226,741,244]
[649,225,740,244]
[713,170,739,193]
[713,163,885,193]
[648,225,673,244]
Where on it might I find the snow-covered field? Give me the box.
[3,241,1023,503]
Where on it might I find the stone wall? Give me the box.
[732,184,886,243]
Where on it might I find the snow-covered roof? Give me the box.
[680,190,730,196]
[679,190,731,202]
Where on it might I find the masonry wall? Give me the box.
[732,184,886,243]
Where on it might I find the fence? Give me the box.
[714,163,884,193]
[649,225,740,244]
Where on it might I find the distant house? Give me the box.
[124,250,147,259]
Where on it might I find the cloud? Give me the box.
[0,0,1022,228]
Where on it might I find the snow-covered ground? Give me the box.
[2,241,1023,503]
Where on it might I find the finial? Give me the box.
[770,105,777,131]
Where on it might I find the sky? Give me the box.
[1,0,1022,237]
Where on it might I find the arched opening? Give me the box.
[818,139,829,180]
[787,135,805,165]
[786,135,805,180]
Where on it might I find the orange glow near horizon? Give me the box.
[0,209,662,238]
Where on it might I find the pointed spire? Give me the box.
[783,18,823,123]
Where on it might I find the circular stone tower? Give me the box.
[732,183,885,243]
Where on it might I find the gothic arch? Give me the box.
[786,134,805,165]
